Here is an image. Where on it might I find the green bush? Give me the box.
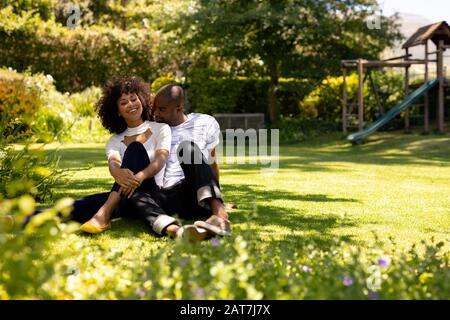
[0,143,61,201]
[300,72,404,123]
[274,116,339,145]
[0,195,77,299]
[70,86,101,118]
[151,75,179,93]
[1,67,110,144]
[0,68,72,143]
[30,109,66,143]
[0,72,42,139]
[0,220,447,299]
[187,68,315,117]
[0,7,159,92]
[0,0,55,20]
[64,116,110,143]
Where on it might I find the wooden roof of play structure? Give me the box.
[402,21,450,49]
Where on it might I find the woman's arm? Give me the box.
[122,149,169,198]
[108,154,140,190]
[136,149,169,181]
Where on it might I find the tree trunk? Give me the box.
[268,60,279,124]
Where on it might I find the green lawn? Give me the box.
[31,132,449,299]
[44,132,450,248]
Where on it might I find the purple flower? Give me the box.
[211,238,220,247]
[368,291,380,300]
[342,276,354,287]
[180,257,189,267]
[302,265,312,273]
[378,257,391,268]
[195,287,205,298]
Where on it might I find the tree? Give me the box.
[172,0,402,123]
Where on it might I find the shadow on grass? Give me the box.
[53,147,107,169]
[279,132,450,169]
[219,132,450,176]
[222,183,360,205]
[73,182,360,247]
[42,132,450,247]
[221,183,360,247]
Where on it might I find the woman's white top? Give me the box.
[105,120,171,187]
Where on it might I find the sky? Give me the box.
[380,0,450,23]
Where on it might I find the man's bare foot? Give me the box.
[166,224,180,238]
[210,199,229,220]
[194,215,231,237]
[214,205,228,221]
[176,225,209,243]
[224,203,237,210]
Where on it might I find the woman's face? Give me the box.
[117,92,144,123]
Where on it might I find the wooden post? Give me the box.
[357,59,364,131]
[342,67,348,135]
[424,41,430,133]
[437,41,445,132]
[404,49,410,132]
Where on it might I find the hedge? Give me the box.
[0,7,159,92]
[186,68,317,119]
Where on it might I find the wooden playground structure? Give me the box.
[342,21,450,143]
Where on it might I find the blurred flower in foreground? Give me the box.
[378,256,391,268]
[343,276,353,287]
[302,265,312,273]
[368,291,380,300]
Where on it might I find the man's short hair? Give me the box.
[154,84,184,108]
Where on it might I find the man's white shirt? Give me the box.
[163,113,220,188]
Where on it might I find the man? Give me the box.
[128,84,231,238]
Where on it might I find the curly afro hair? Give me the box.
[96,76,152,134]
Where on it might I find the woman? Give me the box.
[28,76,207,242]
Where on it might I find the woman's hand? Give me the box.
[112,168,140,190]
[119,171,146,198]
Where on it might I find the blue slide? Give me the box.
[347,79,439,144]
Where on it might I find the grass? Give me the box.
[42,131,450,249]
[27,131,450,299]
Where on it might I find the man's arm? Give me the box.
[209,148,220,183]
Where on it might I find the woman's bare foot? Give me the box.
[81,191,120,231]
[86,211,111,228]
[79,209,112,234]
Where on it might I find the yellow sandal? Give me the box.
[80,221,111,234]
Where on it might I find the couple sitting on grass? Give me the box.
[32,76,231,243]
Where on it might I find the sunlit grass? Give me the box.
[18,131,447,299]
[39,132,450,255]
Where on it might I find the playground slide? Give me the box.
[347,79,439,144]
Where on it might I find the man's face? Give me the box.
[153,96,179,126]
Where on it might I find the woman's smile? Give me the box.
[127,107,139,114]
